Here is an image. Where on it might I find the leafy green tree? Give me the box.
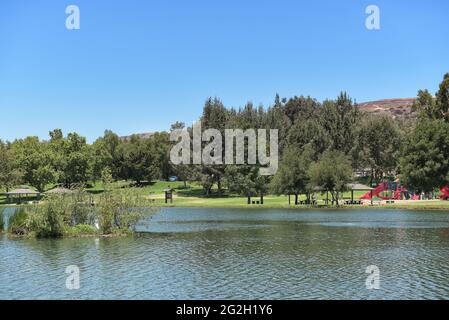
[150,132,172,180]
[119,136,159,184]
[308,150,353,206]
[224,165,269,197]
[283,95,319,124]
[319,92,359,154]
[57,133,91,186]
[287,119,330,157]
[0,140,22,192]
[413,73,449,121]
[198,98,230,194]
[399,119,449,193]
[271,145,314,203]
[90,130,123,181]
[11,137,57,192]
[352,114,402,183]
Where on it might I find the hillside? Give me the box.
[358,98,415,119]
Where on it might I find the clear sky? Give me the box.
[1,0,449,142]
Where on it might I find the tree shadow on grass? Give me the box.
[176,188,239,199]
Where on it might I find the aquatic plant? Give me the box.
[96,189,154,234]
[8,208,29,235]
[28,195,67,237]
[0,208,4,232]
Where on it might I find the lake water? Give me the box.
[0,207,448,300]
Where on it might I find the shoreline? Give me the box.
[2,199,449,211]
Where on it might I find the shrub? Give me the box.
[8,208,29,235]
[0,209,4,232]
[64,224,98,235]
[67,190,91,225]
[97,190,153,234]
[28,195,67,238]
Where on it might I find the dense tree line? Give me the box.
[1,73,449,197]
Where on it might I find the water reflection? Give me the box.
[0,207,448,299]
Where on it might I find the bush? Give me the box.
[6,189,155,237]
[0,209,4,232]
[97,190,152,234]
[28,195,67,238]
[8,208,29,235]
[64,224,98,235]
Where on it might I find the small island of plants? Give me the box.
[0,189,154,238]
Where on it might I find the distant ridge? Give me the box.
[358,98,415,119]
[120,132,155,141]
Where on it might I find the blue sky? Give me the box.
[1,0,449,142]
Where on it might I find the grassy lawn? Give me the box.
[2,181,449,210]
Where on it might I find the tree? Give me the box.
[271,145,314,203]
[283,95,319,124]
[399,119,449,193]
[11,137,57,192]
[224,165,269,198]
[412,73,449,121]
[308,150,353,206]
[120,136,159,184]
[150,132,172,180]
[287,119,330,157]
[352,114,402,183]
[56,132,91,186]
[0,140,22,191]
[198,98,230,194]
[91,130,122,181]
[319,92,359,154]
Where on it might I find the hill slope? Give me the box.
[358,98,415,119]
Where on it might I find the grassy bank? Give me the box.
[93,181,449,210]
[2,180,449,211]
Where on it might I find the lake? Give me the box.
[0,207,448,299]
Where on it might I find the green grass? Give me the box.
[63,224,99,236]
[3,180,449,211]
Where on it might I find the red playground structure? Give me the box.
[440,186,449,200]
[360,181,449,200]
[360,181,408,200]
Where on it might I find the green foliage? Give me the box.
[225,165,268,196]
[8,208,29,234]
[11,137,57,192]
[0,208,4,232]
[96,189,152,234]
[28,195,68,237]
[119,136,160,184]
[308,150,353,205]
[52,132,91,186]
[270,145,314,195]
[413,73,449,121]
[64,224,98,236]
[399,119,449,192]
[2,73,449,201]
[101,167,113,190]
[0,140,22,192]
[319,92,359,155]
[352,114,402,181]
